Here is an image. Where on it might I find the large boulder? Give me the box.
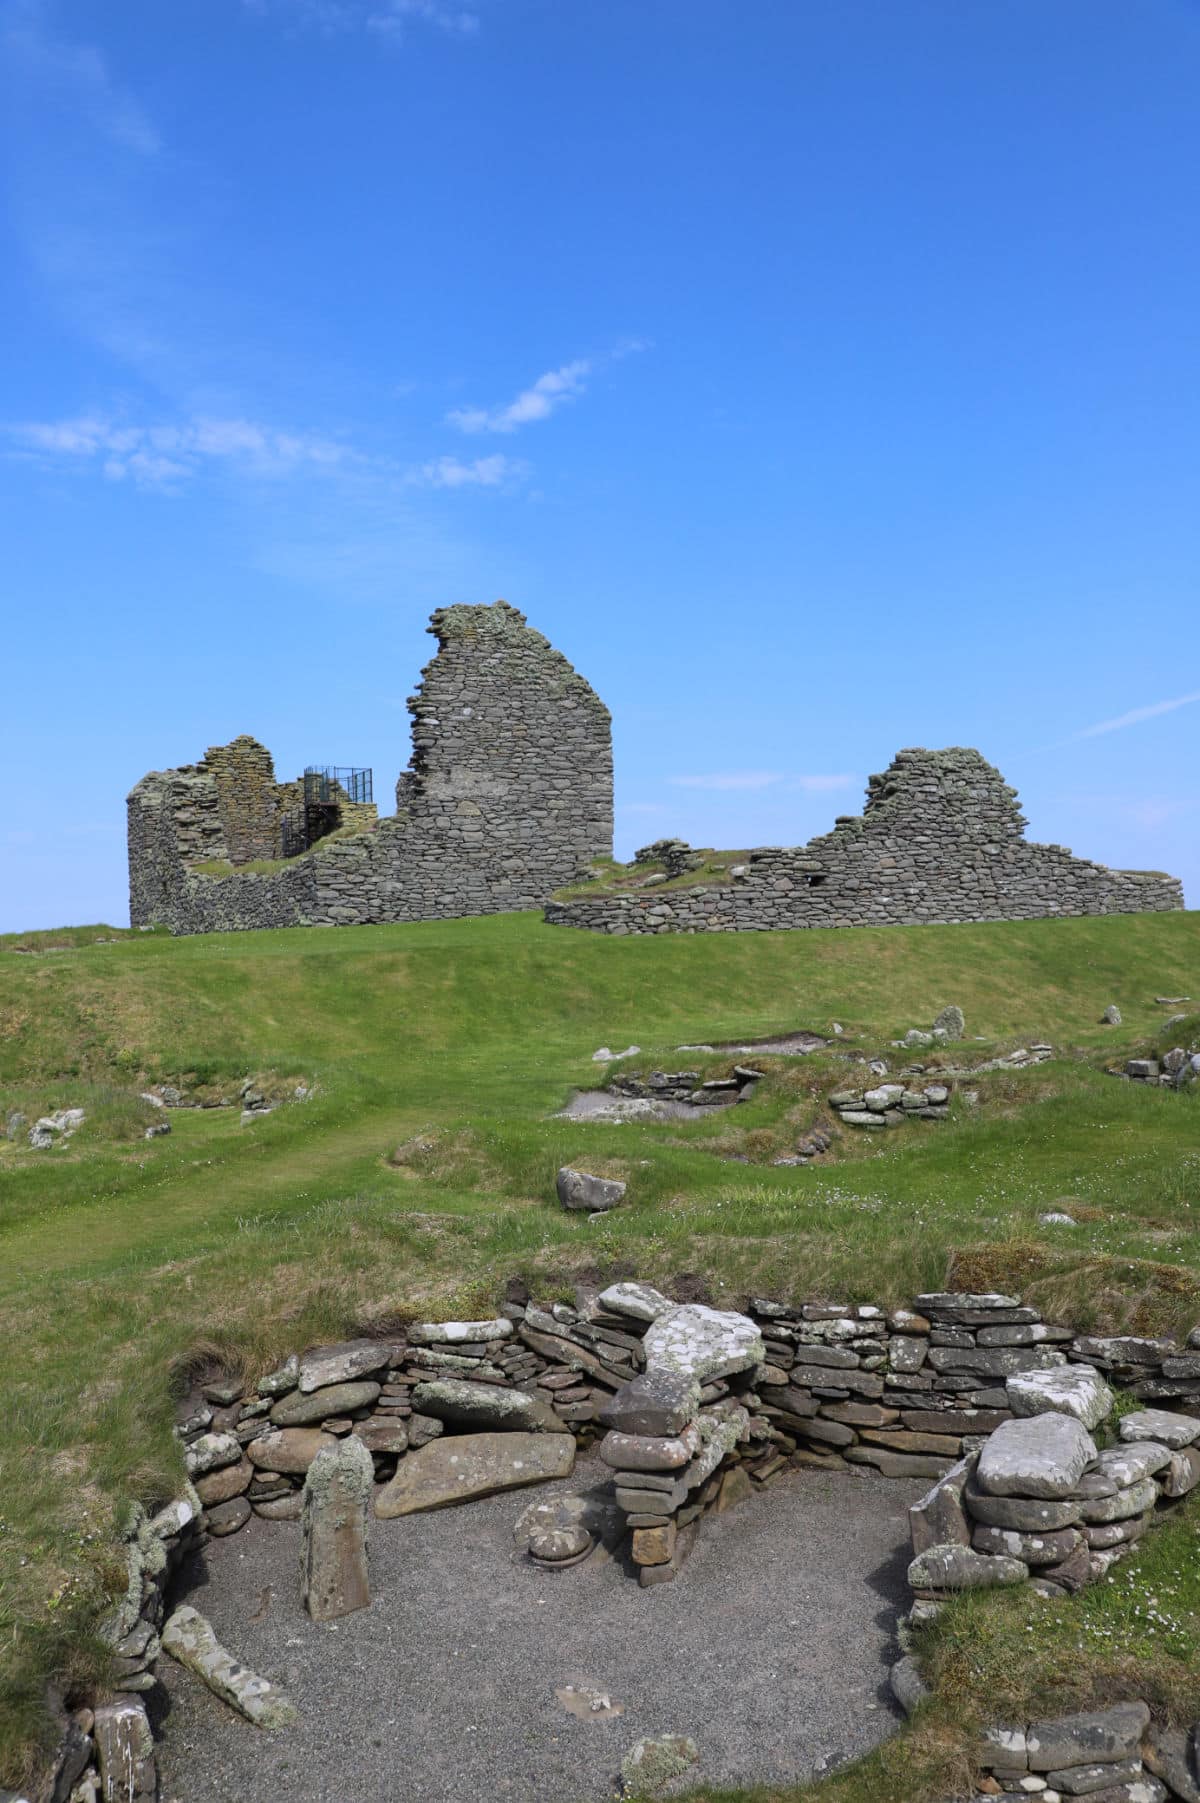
[1006,1366,1113,1429]
[975,1414,1098,1499]
[375,1432,574,1518]
[411,1378,568,1434]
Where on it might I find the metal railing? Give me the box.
[303,766,373,807]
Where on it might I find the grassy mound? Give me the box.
[0,907,1198,1794]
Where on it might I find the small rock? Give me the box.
[556,1167,627,1212]
[1100,1004,1122,1025]
[206,1496,251,1536]
[889,1654,930,1716]
[932,1004,965,1040]
[529,1523,593,1566]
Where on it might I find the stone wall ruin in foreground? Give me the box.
[49,1282,1200,1803]
[127,602,613,934]
[546,747,1184,934]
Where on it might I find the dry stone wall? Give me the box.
[547,747,1184,935]
[127,603,613,934]
[35,1283,1200,1803]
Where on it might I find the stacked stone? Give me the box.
[591,1291,763,1585]
[969,1702,1174,1803]
[1122,1049,1200,1089]
[35,1486,204,1802]
[607,1065,763,1108]
[746,1291,1041,1480]
[908,1366,1200,1605]
[545,747,1184,935]
[632,838,705,878]
[828,1079,951,1129]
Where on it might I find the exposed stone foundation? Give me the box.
[546,747,1184,934]
[37,1284,1200,1803]
[127,602,613,934]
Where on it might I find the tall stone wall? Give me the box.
[127,602,613,934]
[545,748,1184,935]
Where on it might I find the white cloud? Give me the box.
[1068,690,1200,742]
[3,12,161,156]
[5,414,358,487]
[240,0,480,39]
[669,772,785,792]
[368,0,480,39]
[667,771,856,794]
[415,453,521,489]
[448,361,591,436]
[787,773,857,793]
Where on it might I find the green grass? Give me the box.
[0,906,1198,1791]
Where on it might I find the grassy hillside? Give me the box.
[1,907,1198,1794]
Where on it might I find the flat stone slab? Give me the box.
[907,1543,1028,1591]
[162,1605,297,1728]
[1119,1409,1200,1449]
[270,1380,381,1427]
[411,1378,567,1435]
[975,1414,1098,1499]
[599,1369,701,1438]
[597,1282,673,1324]
[643,1304,763,1384]
[1006,1366,1113,1429]
[1025,1701,1151,1773]
[375,1431,576,1517]
[407,1319,513,1345]
[297,1340,390,1394]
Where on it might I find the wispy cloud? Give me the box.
[5,415,359,487]
[669,772,783,792]
[413,453,523,489]
[668,772,856,794]
[368,0,480,39]
[240,0,480,39]
[1067,690,1200,742]
[448,361,591,436]
[3,9,160,156]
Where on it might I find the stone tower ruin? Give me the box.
[127,601,613,934]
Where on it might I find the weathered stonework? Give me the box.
[546,747,1183,934]
[127,602,613,934]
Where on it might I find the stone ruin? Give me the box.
[127,601,613,934]
[547,746,1184,934]
[128,609,1182,937]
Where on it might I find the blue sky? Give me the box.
[2,0,1198,932]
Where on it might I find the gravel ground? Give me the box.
[155,1458,922,1803]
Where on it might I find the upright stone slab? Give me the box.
[300,1436,373,1622]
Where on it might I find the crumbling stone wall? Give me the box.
[546,748,1184,935]
[204,736,281,864]
[128,602,613,934]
